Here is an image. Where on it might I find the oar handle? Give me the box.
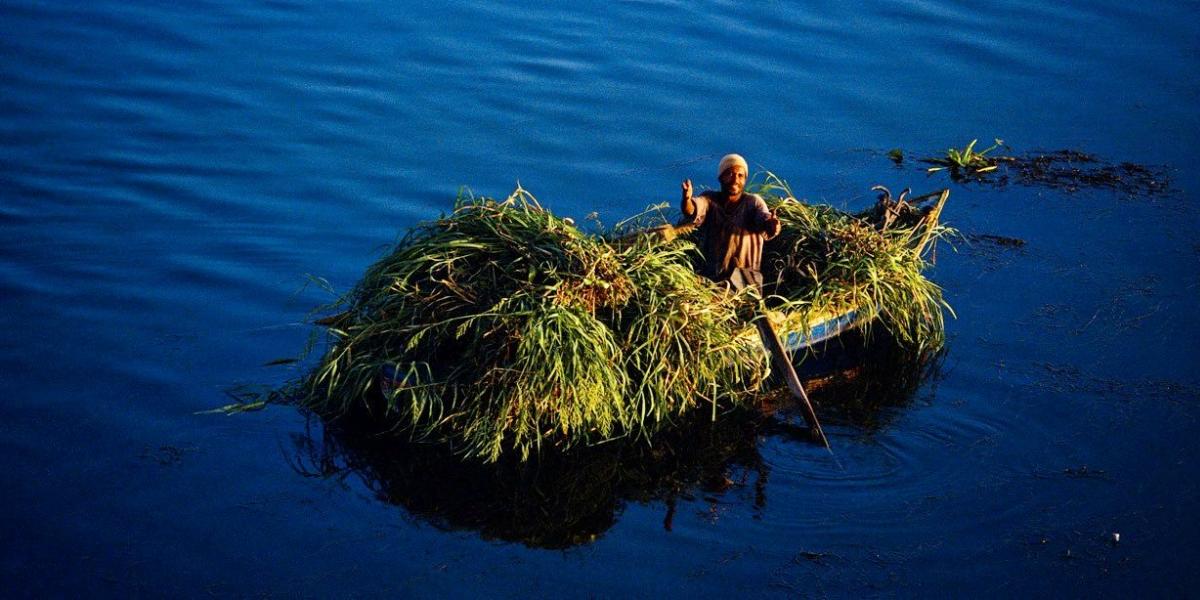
[613,222,698,244]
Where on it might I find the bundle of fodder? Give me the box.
[304,189,767,462]
[752,177,952,354]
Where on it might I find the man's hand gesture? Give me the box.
[680,179,695,216]
[765,208,782,238]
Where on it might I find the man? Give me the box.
[679,154,782,290]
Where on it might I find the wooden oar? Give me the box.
[755,312,830,449]
[613,221,696,244]
[314,312,349,327]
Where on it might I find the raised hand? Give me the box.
[765,208,782,237]
[680,179,695,216]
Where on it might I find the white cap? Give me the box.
[717,153,749,178]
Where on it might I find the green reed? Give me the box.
[301,179,950,462]
[923,138,1006,176]
[302,188,766,462]
[751,173,953,354]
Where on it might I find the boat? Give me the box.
[759,186,948,356]
[379,188,947,396]
[771,305,875,354]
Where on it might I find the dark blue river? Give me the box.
[2,1,1198,596]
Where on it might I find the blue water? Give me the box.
[2,0,1198,596]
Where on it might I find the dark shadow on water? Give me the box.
[790,329,945,431]
[285,334,942,549]
[289,409,767,548]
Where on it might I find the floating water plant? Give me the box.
[923,138,1007,177]
[299,180,951,462]
[911,142,1169,196]
[1006,150,1170,195]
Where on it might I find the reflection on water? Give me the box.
[288,335,939,548]
[795,329,945,431]
[4,0,1196,592]
[290,411,765,549]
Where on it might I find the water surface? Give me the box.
[2,0,1198,596]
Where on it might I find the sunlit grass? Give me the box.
[301,187,765,462]
[751,172,953,354]
[923,138,1007,177]
[299,179,951,462]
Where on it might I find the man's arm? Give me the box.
[679,181,708,225]
[748,195,782,238]
[681,179,695,216]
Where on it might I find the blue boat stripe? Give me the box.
[783,309,861,352]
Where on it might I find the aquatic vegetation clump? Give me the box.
[303,188,767,462]
[912,141,1170,196]
[1004,150,1171,196]
[752,175,953,353]
[922,138,1007,178]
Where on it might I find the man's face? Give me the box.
[719,165,747,197]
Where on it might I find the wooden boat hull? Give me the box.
[774,307,870,354]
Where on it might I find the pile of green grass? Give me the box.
[302,180,950,462]
[753,174,953,354]
[303,188,766,462]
